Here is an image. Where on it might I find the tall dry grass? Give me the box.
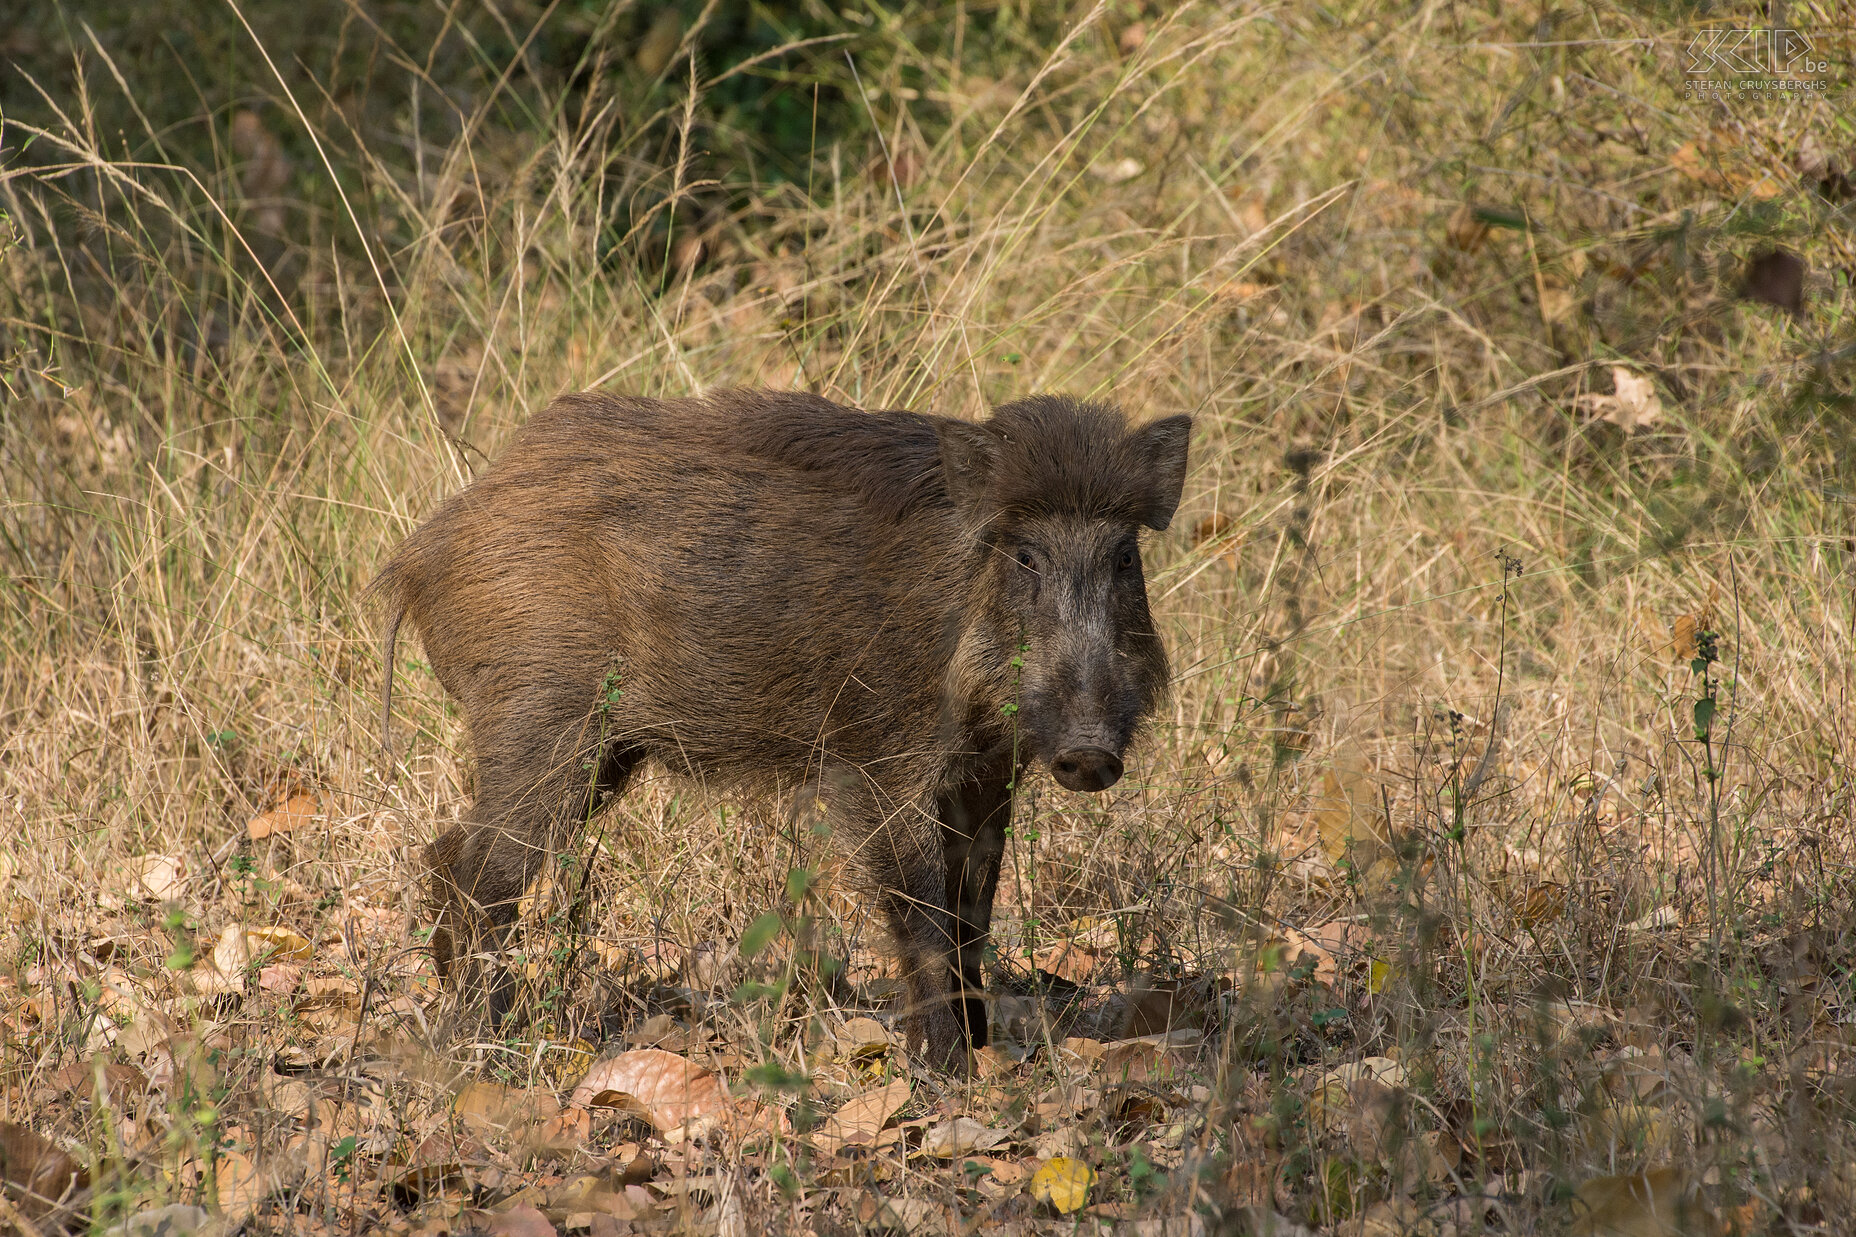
[2,1,1854,1232]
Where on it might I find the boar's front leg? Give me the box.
[940,766,1012,1050]
[845,775,967,1071]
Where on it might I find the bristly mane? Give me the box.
[980,396,1151,526]
[704,389,949,525]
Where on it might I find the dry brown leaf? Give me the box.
[918,1116,1010,1158]
[1099,1030,1201,1084]
[304,975,362,1002]
[1306,1057,1409,1135]
[1191,511,1236,548]
[1540,281,1578,324]
[131,853,184,901]
[389,1128,489,1205]
[258,964,303,994]
[1570,1166,1697,1237]
[1309,758,1394,878]
[215,1150,275,1220]
[1032,940,1101,984]
[1576,367,1662,432]
[813,1078,910,1154]
[488,1201,558,1237]
[455,1081,561,1133]
[832,1016,891,1060]
[567,1048,784,1143]
[246,794,321,840]
[855,1192,946,1235]
[1446,203,1491,253]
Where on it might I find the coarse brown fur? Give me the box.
[372,389,1191,1069]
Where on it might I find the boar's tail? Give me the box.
[371,567,407,771]
[380,602,403,768]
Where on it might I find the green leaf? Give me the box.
[739,911,785,961]
[1472,205,1528,230]
[1693,697,1716,737]
[785,867,815,903]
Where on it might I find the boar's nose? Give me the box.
[1051,747,1124,793]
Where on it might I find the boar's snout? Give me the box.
[1050,746,1124,792]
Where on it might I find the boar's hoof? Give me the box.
[916,1007,973,1075]
[1051,747,1124,792]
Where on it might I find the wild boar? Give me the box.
[373,389,1190,1069]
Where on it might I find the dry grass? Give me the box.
[3,2,1855,1234]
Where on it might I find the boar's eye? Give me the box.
[1117,547,1138,572]
[1015,547,1038,571]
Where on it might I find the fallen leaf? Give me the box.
[1626,906,1679,933]
[455,1081,561,1135]
[1446,203,1491,253]
[832,1016,892,1061]
[1306,1056,1409,1135]
[304,975,362,1002]
[1570,1166,1697,1237]
[1093,157,1144,184]
[131,854,184,901]
[1540,281,1577,324]
[215,1150,277,1220]
[814,1078,910,1154]
[119,1203,212,1236]
[246,794,321,840]
[570,1048,723,1128]
[1309,758,1395,879]
[1030,1157,1096,1214]
[1575,367,1662,432]
[258,964,303,994]
[856,1192,946,1235]
[488,1201,558,1237]
[918,1117,1009,1158]
[567,1049,778,1142]
[389,1129,491,1205]
[1032,941,1101,984]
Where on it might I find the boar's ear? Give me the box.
[1128,414,1193,530]
[936,418,1001,519]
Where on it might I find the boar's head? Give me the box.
[939,396,1191,792]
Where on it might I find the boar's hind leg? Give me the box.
[429,729,639,1025]
[941,768,1011,1050]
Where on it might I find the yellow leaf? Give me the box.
[247,926,313,962]
[1368,958,1394,994]
[1031,1156,1096,1214]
